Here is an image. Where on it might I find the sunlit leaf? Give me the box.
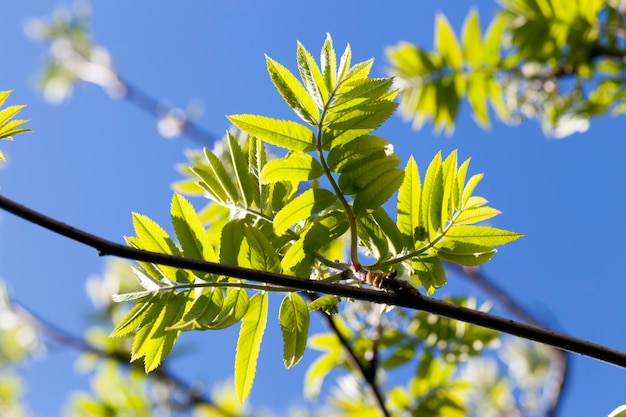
[353,168,404,216]
[397,156,422,248]
[279,293,310,368]
[266,55,319,125]
[227,132,255,208]
[229,114,315,152]
[435,13,463,70]
[446,225,523,246]
[321,33,337,92]
[436,240,496,266]
[307,295,340,314]
[273,188,337,235]
[420,152,444,239]
[297,41,329,108]
[411,256,446,295]
[261,152,323,183]
[235,291,268,403]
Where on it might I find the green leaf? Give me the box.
[322,100,397,150]
[297,41,329,108]
[235,291,268,403]
[170,287,224,330]
[358,214,391,260]
[307,295,340,314]
[110,298,154,337]
[227,132,255,208]
[266,55,319,125]
[462,173,483,206]
[441,151,459,226]
[281,237,315,278]
[243,224,281,273]
[137,292,187,372]
[353,168,404,216]
[454,206,501,225]
[320,33,337,92]
[279,293,310,368]
[338,152,401,194]
[326,135,391,173]
[304,350,341,399]
[436,240,496,266]
[331,78,395,111]
[483,14,505,65]
[248,137,267,208]
[228,114,315,152]
[371,207,405,255]
[336,43,352,82]
[397,156,422,248]
[171,193,216,263]
[467,72,490,127]
[131,213,181,282]
[462,8,483,65]
[273,188,337,235]
[261,152,323,183]
[435,13,463,70]
[445,225,523,246]
[202,287,249,330]
[302,211,350,251]
[411,256,446,295]
[420,152,444,239]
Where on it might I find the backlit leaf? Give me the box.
[229,114,315,152]
[353,168,404,216]
[397,156,422,248]
[446,225,523,246]
[171,193,216,264]
[297,41,329,107]
[266,55,319,125]
[261,153,323,183]
[279,293,310,368]
[420,152,444,239]
[227,132,255,208]
[273,188,337,235]
[436,240,496,266]
[235,291,268,403]
[411,256,446,295]
[435,13,463,70]
[321,33,337,92]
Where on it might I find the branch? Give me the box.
[306,293,389,417]
[1,193,625,370]
[449,264,569,417]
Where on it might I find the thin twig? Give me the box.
[1,193,626,370]
[449,264,569,417]
[306,293,390,417]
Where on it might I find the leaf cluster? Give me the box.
[112,35,520,404]
[0,91,31,162]
[386,1,626,137]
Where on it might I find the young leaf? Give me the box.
[228,114,315,152]
[202,287,249,330]
[462,8,483,66]
[462,173,484,206]
[235,291,268,403]
[220,220,246,266]
[320,33,337,93]
[171,193,216,263]
[411,256,446,295]
[227,132,255,208]
[273,188,337,235]
[169,287,224,330]
[248,137,267,209]
[243,224,281,273]
[435,13,463,70]
[397,156,422,248]
[307,295,340,314]
[445,225,523,246]
[281,237,315,278]
[441,150,458,226]
[353,168,404,216]
[435,240,496,266]
[420,152,444,239]
[371,207,405,256]
[338,152,401,194]
[131,213,182,282]
[260,152,323,183]
[322,100,398,150]
[297,41,329,108]
[266,55,319,125]
[304,350,341,399]
[454,206,501,225]
[336,43,352,82]
[110,298,154,338]
[358,214,391,260]
[302,211,350,252]
[279,293,310,368]
[326,135,391,173]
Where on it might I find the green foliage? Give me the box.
[112,35,519,404]
[0,91,31,162]
[387,2,626,137]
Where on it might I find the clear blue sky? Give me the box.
[1,1,625,416]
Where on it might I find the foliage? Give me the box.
[0,91,31,162]
[6,1,626,416]
[110,35,520,405]
[387,1,626,137]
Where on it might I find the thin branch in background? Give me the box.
[11,300,240,416]
[448,263,569,417]
[1,193,625,371]
[305,293,390,417]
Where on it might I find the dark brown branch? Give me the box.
[1,193,626,370]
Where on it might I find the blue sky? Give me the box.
[1,1,626,416]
